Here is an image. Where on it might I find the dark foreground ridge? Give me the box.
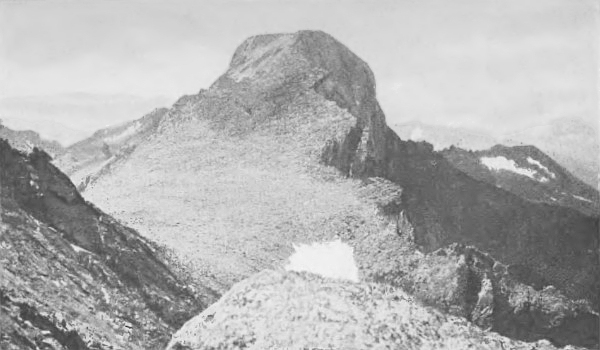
[167,269,590,350]
[0,140,207,349]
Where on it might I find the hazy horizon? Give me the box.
[1,0,598,144]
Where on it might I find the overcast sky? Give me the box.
[0,0,597,143]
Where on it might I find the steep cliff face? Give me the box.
[0,140,209,349]
[211,31,388,176]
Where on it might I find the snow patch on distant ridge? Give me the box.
[480,156,538,179]
[527,157,556,179]
[573,195,593,203]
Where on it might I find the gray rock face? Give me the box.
[166,270,581,350]
[355,227,599,349]
[0,140,210,349]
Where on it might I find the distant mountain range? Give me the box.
[1,117,90,147]
[0,93,172,146]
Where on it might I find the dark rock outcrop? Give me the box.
[354,222,599,349]
[0,139,209,349]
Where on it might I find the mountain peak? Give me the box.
[218,30,377,120]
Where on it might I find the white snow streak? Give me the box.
[526,157,556,179]
[480,156,537,179]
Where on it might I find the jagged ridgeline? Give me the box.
[45,30,599,349]
[0,121,65,158]
[0,140,211,349]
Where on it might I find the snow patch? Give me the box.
[480,156,537,179]
[573,195,593,203]
[526,157,556,179]
[285,240,359,282]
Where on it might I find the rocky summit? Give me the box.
[0,140,213,349]
[46,30,599,348]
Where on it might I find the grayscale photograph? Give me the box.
[0,0,598,349]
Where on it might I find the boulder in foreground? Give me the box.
[167,270,582,350]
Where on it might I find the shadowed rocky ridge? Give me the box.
[354,227,599,348]
[0,140,210,349]
[441,144,599,216]
[67,30,599,347]
[391,118,600,189]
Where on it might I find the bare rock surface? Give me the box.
[0,140,211,349]
[354,226,599,348]
[0,121,64,158]
[166,270,583,350]
[54,107,169,192]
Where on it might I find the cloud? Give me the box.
[0,93,172,136]
[409,127,424,141]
